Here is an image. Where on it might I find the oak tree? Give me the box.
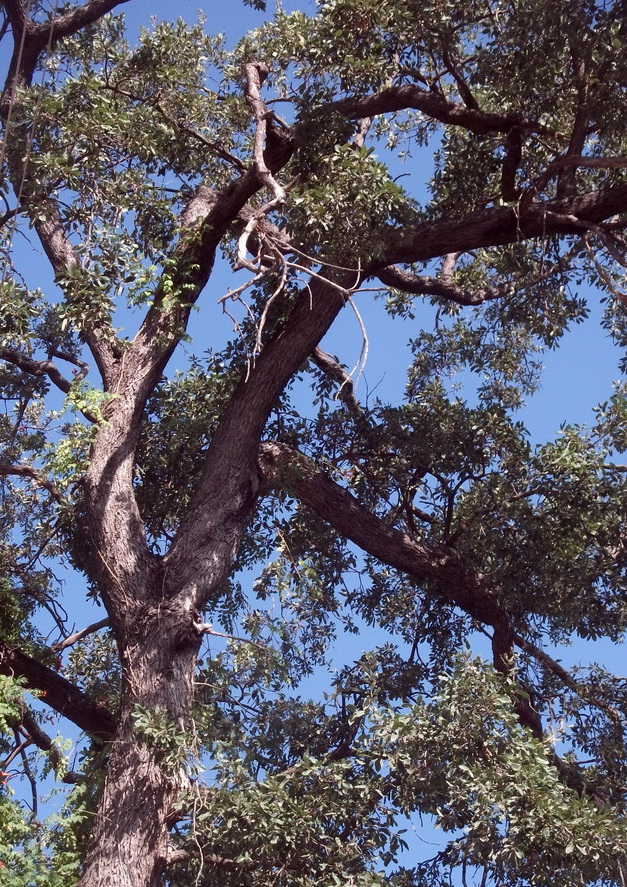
[1,0,627,885]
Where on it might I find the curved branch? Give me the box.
[0,461,66,504]
[377,184,627,268]
[2,0,131,94]
[377,265,507,306]
[0,640,116,740]
[258,441,506,630]
[0,344,74,393]
[51,617,111,652]
[257,441,610,801]
[0,345,93,418]
[311,347,364,415]
[330,83,562,139]
[18,707,80,782]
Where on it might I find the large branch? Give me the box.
[377,184,627,268]
[255,441,614,803]
[0,640,116,740]
[330,83,561,138]
[164,187,627,605]
[166,272,357,599]
[257,441,508,633]
[81,175,277,610]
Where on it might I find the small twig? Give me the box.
[195,623,267,652]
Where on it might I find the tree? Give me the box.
[0,0,626,884]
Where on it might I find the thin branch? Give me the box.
[0,461,66,504]
[513,632,624,728]
[195,623,267,652]
[441,44,479,111]
[0,345,74,394]
[330,82,565,140]
[15,726,38,818]
[377,265,508,305]
[51,617,111,652]
[19,707,80,782]
[311,347,364,415]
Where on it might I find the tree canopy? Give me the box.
[0,0,627,885]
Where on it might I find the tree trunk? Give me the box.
[77,596,201,887]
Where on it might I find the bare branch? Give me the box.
[311,347,364,415]
[0,344,73,393]
[51,617,111,652]
[236,62,288,271]
[195,622,267,651]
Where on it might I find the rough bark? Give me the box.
[76,597,202,887]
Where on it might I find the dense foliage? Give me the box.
[0,0,626,885]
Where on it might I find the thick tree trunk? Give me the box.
[77,597,201,887]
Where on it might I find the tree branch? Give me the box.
[51,617,111,652]
[2,0,131,94]
[18,706,80,782]
[0,640,116,740]
[166,272,357,600]
[0,346,95,420]
[258,441,609,800]
[513,632,624,728]
[376,184,627,268]
[0,344,74,393]
[0,461,66,504]
[330,83,563,139]
[257,441,506,630]
[311,347,364,415]
[377,265,508,306]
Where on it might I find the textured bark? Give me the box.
[76,596,201,887]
